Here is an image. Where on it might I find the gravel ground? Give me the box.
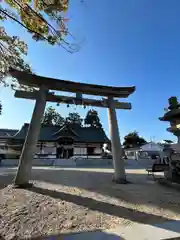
[0,166,180,239]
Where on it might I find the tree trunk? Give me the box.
[14,86,48,187]
[107,97,127,183]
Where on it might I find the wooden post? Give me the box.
[107,97,127,183]
[14,86,48,187]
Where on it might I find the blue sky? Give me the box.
[1,0,180,142]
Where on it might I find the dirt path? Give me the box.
[0,166,180,239]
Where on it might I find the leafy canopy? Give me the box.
[123,131,147,149]
[1,0,76,50]
[0,0,78,86]
[84,109,102,128]
[42,106,65,125]
[42,107,83,126]
[42,107,104,128]
[0,26,31,88]
[66,112,83,126]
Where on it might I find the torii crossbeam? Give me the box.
[9,69,136,187]
[14,90,132,109]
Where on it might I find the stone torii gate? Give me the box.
[9,69,135,187]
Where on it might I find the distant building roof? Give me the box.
[0,129,18,139]
[124,146,141,151]
[140,142,163,152]
[11,123,110,143]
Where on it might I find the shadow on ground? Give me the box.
[30,167,180,214]
[28,185,170,225]
[26,230,124,240]
[1,231,124,240]
[1,165,180,217]
[2,165,180,235]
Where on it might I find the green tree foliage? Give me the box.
[84,109,102,128]
[123,131,147,149]
[42,108,83,126]
[66,112,83,126]
[42,106,65,125]
[0,0,79,87]
[1,0,76,51]
[0,26,31,88]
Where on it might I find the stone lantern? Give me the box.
[159,96,180,143]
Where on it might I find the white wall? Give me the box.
[42,147,56,154]
[0,149,20,155]
[74,147,87,155]
[86,143,102,155]
[87,155,102,159]
[140,143,163,152]
[74,144,102,156]
[125,150,138,160]
[34,142,103,157]
[36,142,56,155]
[94,146,102,154]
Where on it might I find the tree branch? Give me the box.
[0,8,50,43]
[0,2,78,53]
[12,0,71,41]
[12,0,55,35]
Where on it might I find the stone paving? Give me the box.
[63,220,180,240]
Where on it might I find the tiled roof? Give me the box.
[12,123,110,143]
[0,129,19,138]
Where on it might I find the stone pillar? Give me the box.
[14,86,48,187]
[107,97,127,183]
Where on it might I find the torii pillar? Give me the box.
[107,97,126,183]
[14,86,48,187]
